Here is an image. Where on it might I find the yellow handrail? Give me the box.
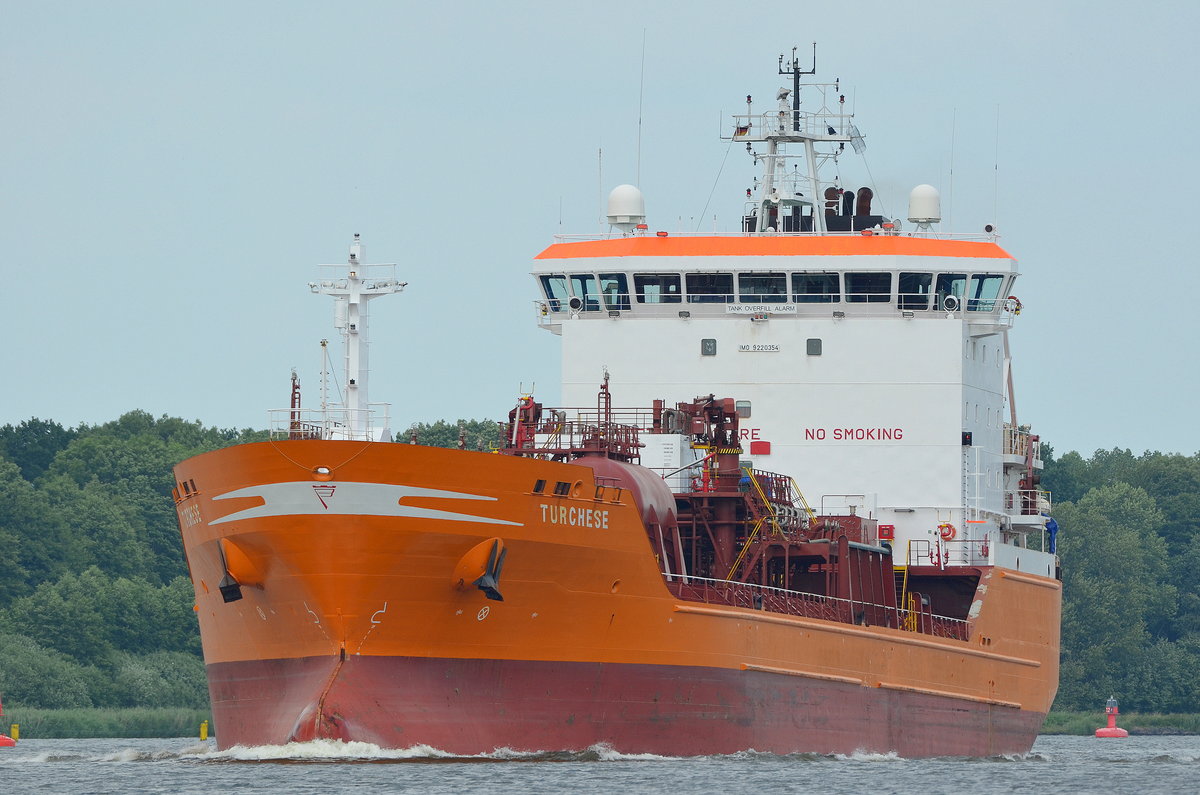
[743,468,784,536]
[894,564,909,613]
[903,592,918,632]
[787,477,818,523]
[726,516,766,580]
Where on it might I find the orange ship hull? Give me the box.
[175,440,1060,756]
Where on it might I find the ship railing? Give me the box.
[530,406,659,430]
[547,230,999,243]
[517,419,642,460]
[745,468,810,515]
[663,574,968,641]
[906,537,993,568]
[1004,488,1052,518]
[723,108,856,141]
[268,405,391,442]
[1003,424,1042,464]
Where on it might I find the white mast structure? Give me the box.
[310,234,406,441]
[732,45,864,235]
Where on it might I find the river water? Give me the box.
[1,734,1195,794]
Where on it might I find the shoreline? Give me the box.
[1,708,1197,740]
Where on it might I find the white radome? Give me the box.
[607,184,646,233]
[907,184,941,224]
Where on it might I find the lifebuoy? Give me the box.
[1005,295,1022,315]
[938,522,957,541]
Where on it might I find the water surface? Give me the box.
[1,734,1195,794]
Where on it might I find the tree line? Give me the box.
[0,413,268,708]
[1040,445,1200,712]
[0,412,1196,714]
[0,413,499,710]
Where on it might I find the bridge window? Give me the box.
[967,274,1005,311]
[792,272,840,303]
[738,272,788,303]
[935,273,967,309]
[898,272,933,310]
[570,274,601,311]
[686,273,734,303]
[599,273,631,310]
[845,272,891,303]
[540,275,569,312]
[634,273,682,304]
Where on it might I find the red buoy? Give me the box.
[0,695,13,746]
[1095,695,1129,738]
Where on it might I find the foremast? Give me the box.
[305,234,406,441]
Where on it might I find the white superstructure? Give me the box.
[530,50,1054,578]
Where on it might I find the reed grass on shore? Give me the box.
[2,707,213,739]
[1042,711,1200,735]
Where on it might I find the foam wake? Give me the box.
[188,739,680,763]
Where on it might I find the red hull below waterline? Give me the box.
[208,655,1046,757]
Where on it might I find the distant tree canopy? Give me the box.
[0,411,499,710]
[0,418,78,481]
[1041,445,1200,711]
[1,413,1198,714]
[0,413,266,709]
[399,419,502,451]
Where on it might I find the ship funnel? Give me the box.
[907,184,941,227]
[607,184,646,234]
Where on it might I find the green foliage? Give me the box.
[0,418,78,481]
[0,527,22,604]
[1043,446,1200,713]
[108,651,209,708]
[0,633,95,708]
[400,418,502,451]
[1055,484,1174,707]
[2,569,201,661]
[1042,711,1200,735]
[0,459,73,591]
[0,412,261,713]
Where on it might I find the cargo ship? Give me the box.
[174,50,1060,756]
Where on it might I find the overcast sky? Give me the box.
[2,0,1197,457]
